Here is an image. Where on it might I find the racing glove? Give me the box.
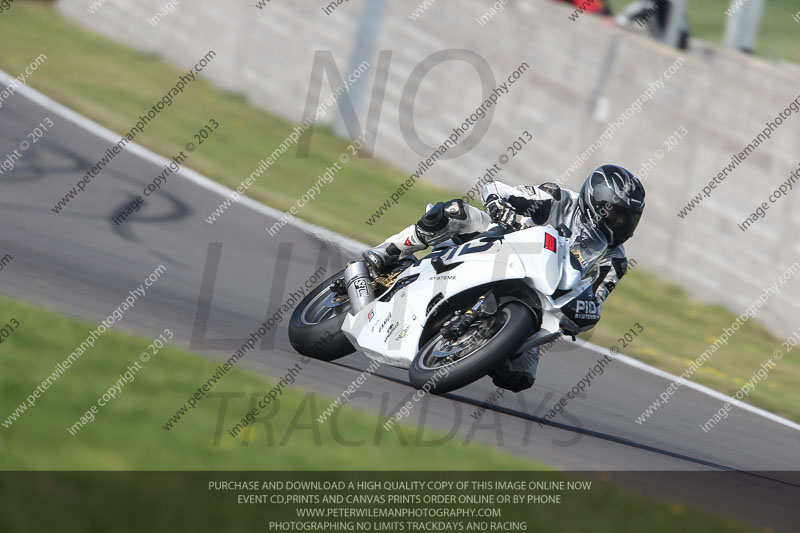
[484,194,517,228]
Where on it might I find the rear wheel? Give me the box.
[409,302,534,394]
[288,269,355,361]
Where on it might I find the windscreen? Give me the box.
[568,219,609,277]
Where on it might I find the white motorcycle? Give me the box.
[289,222,595,394]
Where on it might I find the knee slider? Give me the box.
[417,202,447,233]
[538,182,562,201]
[415,200,466,246]
[443,199,467,220]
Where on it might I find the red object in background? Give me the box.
[557,0,611,14]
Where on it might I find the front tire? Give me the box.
[288,269,355,361]
[409,302,534,394]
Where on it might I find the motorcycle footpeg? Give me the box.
[329,276,347,295]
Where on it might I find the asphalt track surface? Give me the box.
[2,75,800,530]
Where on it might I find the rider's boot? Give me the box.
[489,346,540,393]
[363,199,490,274]
[362,224,426,274]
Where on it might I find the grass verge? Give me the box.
[0,292,534,470]
[0,295,761,532]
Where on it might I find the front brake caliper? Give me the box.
[441,293,498,340]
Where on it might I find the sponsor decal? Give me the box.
[378,313,392,333]
[404,237,413,247]
[353,277,371,297]
[394,325,411,341]
[410,240,495,267]
[575,299,599,319]
[428,275,456,281]
[367,308,375,322]
[383,322,399,343]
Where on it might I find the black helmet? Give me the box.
[577,165,645,248]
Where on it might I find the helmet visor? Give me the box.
[600,204,642,245]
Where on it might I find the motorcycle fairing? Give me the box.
[340,227,566,368]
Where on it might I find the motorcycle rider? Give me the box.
[362,164,645,392]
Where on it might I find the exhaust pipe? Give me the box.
[344,261,375,314]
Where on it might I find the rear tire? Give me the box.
[409,302,533,394]
[288,269,355,361]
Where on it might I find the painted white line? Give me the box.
[5,68,799,434]
[0,68,368,255]
[578,339,800,433]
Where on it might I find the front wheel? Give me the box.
[288,269,355,361]
[409,302,534,394]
